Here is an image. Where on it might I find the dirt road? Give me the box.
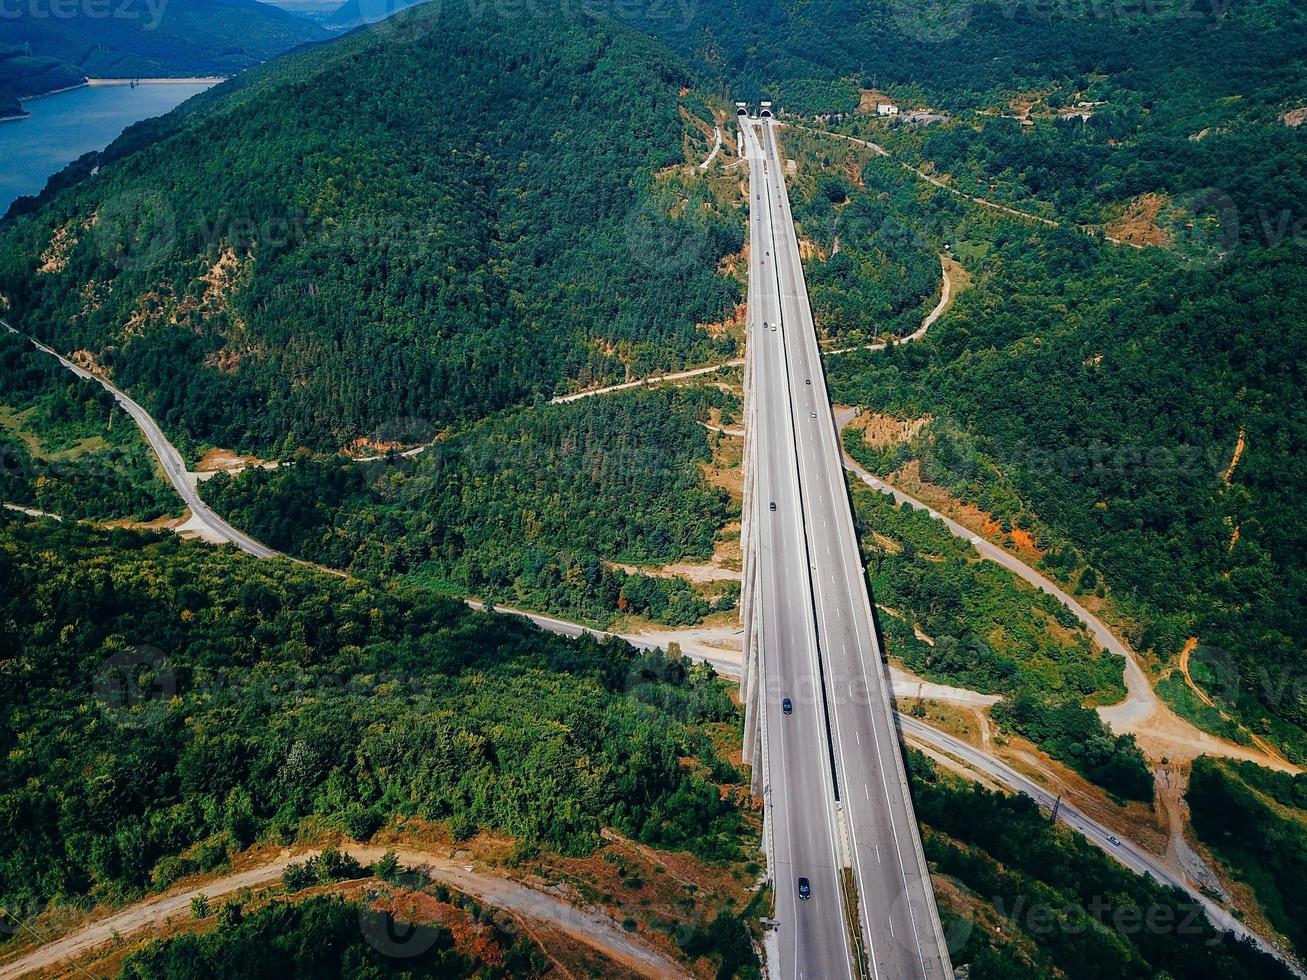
[0,846,688,980]
[836,418,1297,773]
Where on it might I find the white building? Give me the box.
[877,103,900,116]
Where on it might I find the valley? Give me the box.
[1,1,1305,978]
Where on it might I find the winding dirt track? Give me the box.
[788,123,1141,247]
[0,847,687,980]
[835,416,1297,773]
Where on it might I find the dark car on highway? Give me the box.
[798,877,811,901]
[782,697,793,715]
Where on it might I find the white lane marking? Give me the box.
[864,784,870,800]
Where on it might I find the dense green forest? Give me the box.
[0,44,84,116]
[638,0,1307,762]
[849,483,1148,797]
[0,515,750,922]
[119,892,545,979]
[634,0,1306,121]
[120,756,1305,980]
[829,192,1307,756]
[852,482,1120,701]
[990,691,1153,802]
[0,5,741,451]
[0,329,177,520]
[1187,757,1307,958]
[203,385,739,625]
[782,130,941,344]
[913,752,1292,979]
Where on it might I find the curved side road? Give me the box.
[551,242,957,408]
[1,319,281,560]
[787,123,1146,249]
[699,125,723,170]
[549,357,744,405]
[836,413,1298,775]
[0,845,688,980]
[823,253,954,357]
[478,605,1302,975]
[462,600,743,678]
[898,715,1303,976]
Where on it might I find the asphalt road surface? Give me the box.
[744,118,952,979]
[2,318,280,559]
[740,118,854,980]
[898,714,1303,975]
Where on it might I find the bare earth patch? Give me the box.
[856,88,895,114]
[0,831,704,980]
[38,224,77,275]
[194,447,273,473]
[797,236,826,262]
[702,428,744,501]
[846,411,930,449]
[68,348,108,378]
[697,301,746,340]
[1104,192,1170,247]
[890,459,1046,560]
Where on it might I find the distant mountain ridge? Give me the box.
[0,6,739,450]
[320,0,426,29]
[0,0,328,110]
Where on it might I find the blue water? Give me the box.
[0,81,217,213]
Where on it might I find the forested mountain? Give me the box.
[718,0,1305,761]
[0,0,327,81]
[0,515,748,920]
[0,6,740,452]
[0,328,177,521]
[321,0,425,29]
[620,0,1307,757]
[0,0,327,112]
[639,0,1307,226]
[204,385,739,625]
[0,44,84,117]
[636,0,1306,114]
